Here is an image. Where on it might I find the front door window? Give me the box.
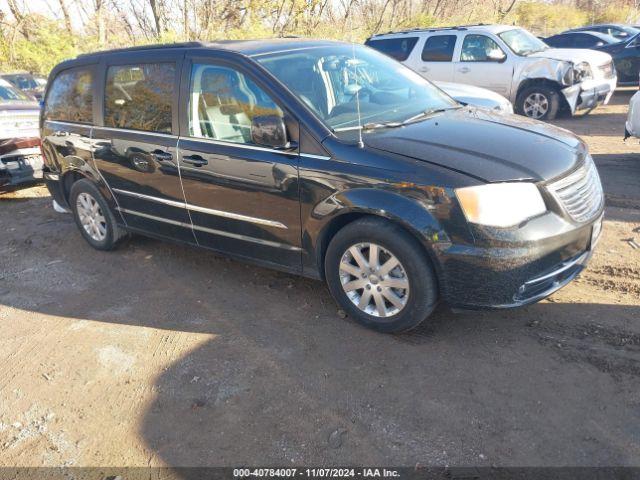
[188,64,283,145]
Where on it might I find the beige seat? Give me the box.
[198,69,255,143]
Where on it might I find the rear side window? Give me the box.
[104,63,175,133]
[422,35,457,61]
[44,68,93,124]
[365,37,419,61]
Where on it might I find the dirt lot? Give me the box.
[1,90,639,468]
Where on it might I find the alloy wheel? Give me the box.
[76,192,107,242]
[339,242,410,318]
[523,92,549,119]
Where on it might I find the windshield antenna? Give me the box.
[348,13,364,148]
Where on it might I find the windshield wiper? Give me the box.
[402,106,460,125]
[362,121,402,130]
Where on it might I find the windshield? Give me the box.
[0,80,31,102]
[255,44,458,134]
[6,75,38,90]
[499,28,548,55]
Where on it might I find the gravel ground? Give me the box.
[0,89,639,468]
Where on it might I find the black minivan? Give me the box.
[41,39,604,333]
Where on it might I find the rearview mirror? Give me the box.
[251,115,290,149]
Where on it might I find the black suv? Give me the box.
[41,39,604,333]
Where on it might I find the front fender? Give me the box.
[303,187,454,279]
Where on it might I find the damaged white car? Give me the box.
[0,78,43,188]
[366,24,617,120]
[625,90,640,141]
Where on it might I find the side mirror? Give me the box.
[251,115,290,149]
[487,49,507,62]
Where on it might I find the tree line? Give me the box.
[0,0,638,74]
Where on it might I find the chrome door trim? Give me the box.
[44,120,92,128]
[112,187,288,229]
[300,153,331,161]
[92,125,178,140]
[117,207,301,251]
[180,136,299,157]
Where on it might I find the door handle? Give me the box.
[182,154,208,167]
[152,150,173,162]
[53,131,69,137]
[458,66,470,74]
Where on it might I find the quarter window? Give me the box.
[422,35,457,62]
[365,37,419,61]
[189,64,283,145]
[460,35,506,62]
[104,63,175,133]
[44,68,93,124]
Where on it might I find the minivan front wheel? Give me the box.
[325,217,438,333]
[70,179,127,251]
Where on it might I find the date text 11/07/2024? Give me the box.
[233,468,401,478]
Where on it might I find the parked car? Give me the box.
[564,24,640,41]
[435,81,513,112]
[0,78,43,188]
[2,72,46,101]
[41,40,604,332]
[544,30,640,85]
[366,25,617,120]
[544,30,620,49]
[625,90,640,140]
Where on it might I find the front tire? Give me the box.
[69,179,127,251]
[325,217,438,333]
[516,85,560,120]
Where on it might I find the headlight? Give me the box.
[573,61,593,82]
[494,100,514,114]
[455,182,547,228]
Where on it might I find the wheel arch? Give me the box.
[311,188,446,282]
[516,78,569,114]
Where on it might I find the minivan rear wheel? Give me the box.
[70,179,127,251]
[325,217,438,333]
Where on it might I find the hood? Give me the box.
[530,48,613,66]
[598,41,627,54]
[363,107,585,183]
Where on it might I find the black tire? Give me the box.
[69,178,127,251]
[325,217,438,333]
[516,85,560,121]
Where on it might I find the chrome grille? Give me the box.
[546,156,604,223]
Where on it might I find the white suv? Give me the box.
[366,24,617,120]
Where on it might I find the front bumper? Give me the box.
[561,76,617,114]
[0,146,44,187]
[434,211,603,310]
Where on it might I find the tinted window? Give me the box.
[422,35,457,61]
[544,35,569,48]
[104,63,175,133]
[44,68,93,123]
[461,34,506,62]
[189,64,283,144]
[365,37,419,61]
[573,33,598,48]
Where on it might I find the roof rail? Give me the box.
[77,41,207,58]
[370,23,492,37]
